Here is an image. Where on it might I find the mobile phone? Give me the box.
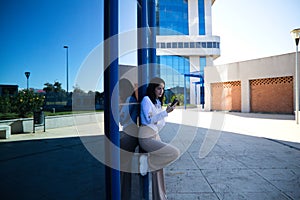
[170,98,179,107]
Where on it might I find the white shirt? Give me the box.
[140,96,168,132]
[119,96,138,130]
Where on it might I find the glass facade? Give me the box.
[198,0,205,35]
[158,55,190,89]
[156,0,189,35]
[200,56,206,75]
[156,0,211,104]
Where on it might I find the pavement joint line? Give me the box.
[187,150,221,200]
[249,166,294,200]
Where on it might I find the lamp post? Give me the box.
[291,28,300,124]
[63,45,69,93]
[25,71,30,90]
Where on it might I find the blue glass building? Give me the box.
[156,0,220,105]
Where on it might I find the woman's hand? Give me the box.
[166,105,175,113]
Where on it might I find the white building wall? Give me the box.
[204,53,296,112]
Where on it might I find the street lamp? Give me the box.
[25,71,30,90]
[291,28,300,124]
[63,45,69,93]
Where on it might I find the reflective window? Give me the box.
[158,55,190,91]
[157,41,220,49]
[156,0,189,35]
[198,0,205,35]
[207,42,212,48]
[200,56,206,73]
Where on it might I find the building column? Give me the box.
[188,0,199,35]
[204,0,212,35]
[241,79,250,112]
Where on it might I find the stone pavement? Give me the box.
[0,109,300,199]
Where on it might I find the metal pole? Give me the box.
[104,0,120,199]
[25,72,30,90]
[296,42,299,124]
[63,46,69,93]
[66,47,69,93]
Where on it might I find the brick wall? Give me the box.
[250,76,293,114]
[211,81,241,111]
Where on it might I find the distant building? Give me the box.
[205,52,298,114]
[0,85,18,96]
[156,0,220,104]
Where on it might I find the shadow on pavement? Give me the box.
[0,136,105,200]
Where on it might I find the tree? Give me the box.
[43,81,66,93]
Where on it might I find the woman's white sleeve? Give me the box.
[141,98,167,125]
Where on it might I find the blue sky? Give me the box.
[0,0,299,91]
[212,0,300,65]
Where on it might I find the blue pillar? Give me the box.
[184,75,187,109]
[138,0,148,98]
[104,0,120,199]
[148,0,157,78]
[138,0,149,199]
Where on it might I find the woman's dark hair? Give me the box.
[119,78,135,102]
[146,77,165,105]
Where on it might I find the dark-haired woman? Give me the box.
[139,77,180,200]
[119,78,139,200]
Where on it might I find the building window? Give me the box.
[158,55,190,90]
[166,42,171,48]
[156,0,189,35]
[207,42,212,48]
[213,42,217,48]
[198,0,205,35]
[200,56,206,73]
[172,42,177,48]
[184,42,189,48]
[178,42,183,48]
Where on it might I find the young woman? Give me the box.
[139,77,180,200]
[119,78,139,200]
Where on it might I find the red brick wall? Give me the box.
[250,76,293,114]
[211,81,241,111]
